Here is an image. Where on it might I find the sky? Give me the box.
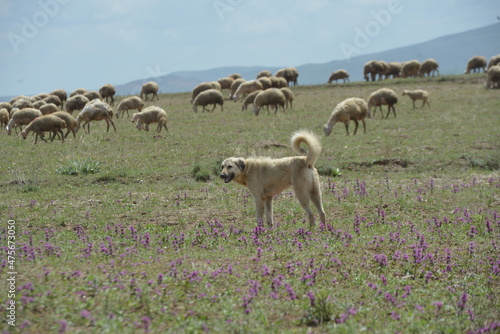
[0,0,499,97]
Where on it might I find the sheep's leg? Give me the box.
[155,93,159,101]
[210,104,216,112]
[412,100,416,110]
[106,118,116,132]
[344,122,349,135]
[362,119,366,134]
[352,120,359,135]
[220,103,223,112]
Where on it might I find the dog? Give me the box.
[220,130,326,227]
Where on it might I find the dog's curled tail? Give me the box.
[291,130,322,167]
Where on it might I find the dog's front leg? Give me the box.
[254,196,266,226]
[264,196,274,227]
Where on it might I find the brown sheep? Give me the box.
[399,60,421,78]
[327,69,350,84]
[418,59,440,77]
[275,67,299,86]
[140,81,159,101]
[367,88,398,118]
[19,114,66,144]
[99,84,116,106]
[465,56,487,74]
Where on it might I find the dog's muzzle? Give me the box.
[220,173,234,183]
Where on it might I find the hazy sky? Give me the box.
[0,0,498,97]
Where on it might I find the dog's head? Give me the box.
[220,157,245,183]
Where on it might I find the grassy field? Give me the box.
[1,74,499,333]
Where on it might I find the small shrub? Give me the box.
[56,158,101,175]
[317,166,342,177]
[191,163,211,182]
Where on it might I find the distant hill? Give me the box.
[114,22,499,96]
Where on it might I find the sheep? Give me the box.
[256,70,272,78]
[32,100,47,109]
[50,89,67,107]
[399,60,421,78]
[327,69,350,84]
[84,91,102,101]
[51,111,79,138]
[487,54,500,69]
[70,88,88,97]
[76,99,116,134]
[192,89,224,112]
[43,94,62,108]
[280,87,295,109]
[270,76,288,88]
[486,65,500,89]
[131,106,168,132]
[241,90,261,111]
[140,81,159,101]
[418,59,440,77]
[367,88,398,118]
[19,114,66,144]
[31,93,49,101]
[115,96,144,118]
[99,84,116,106]
[229,78,245,100]
[191,82,220,103]
[257,77,272,90]
[228,73,242,80]
[0,108,9,128]
[402,89,430,109]
[9,95,30,105]
[5,108,42,135]
[465,56,487,74]
[12,98,33,110]
[363,60,388,81]
[66,94,90,115]
[232,80,263,101]
[386,62,402,79]
[324,98,368,136]
[39,103,60,115]
[217,77,234,90]
[0,102,12,113]
[253,88,286,116]
[275,67,299,86]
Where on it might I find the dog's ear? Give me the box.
[235,159,245,171]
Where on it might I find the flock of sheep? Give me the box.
[1,55,498,143]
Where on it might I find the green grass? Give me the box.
[0,74,499,333]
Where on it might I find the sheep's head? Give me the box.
[19,130,28,139]
[323,124,332,136]
[402,90,408,96]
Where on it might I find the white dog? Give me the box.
[220,130,326,227]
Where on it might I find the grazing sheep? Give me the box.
[115,96,144,118]
[31,93,49,101]
[399,60,421,78]
[0,102,12,113]
[9,95,30,105]
[19,114,66,144]
[280,87,295,109]
[39,103,60,115]
[229,78,246,100]
[367,88,398,118]
[43,94,63,108]
[76,100,116,134]
[328,69,350,84]
[228,73,242,80]
[12,98,33,110]
[217,77,234,90]
[66,94,90,115]
[32,100,47,109]
[70,88,88,97]
[6,108,42,135]
[257,77,272,90]
[140,81,159,101]
[256,70,272,78]
[131,106,168,132]
[402,89,430,109]
[363,60,388,81]
[192,89,224,112]
[232,80,263,101]
[51,111,79,138]
[275,67,299,86]
[418,59,440,77]
[0,108,9,128]
[241,90,262,111]
[99,84,116,106]
[386,62,402,79]
[486,65,500,89]
[84,91,102,102]
[50,89,67,107]
[465,56,487,74]
[191,82,220,103]
[324,98,368,136]
[270,76,288,88]
[253,88,286,116]
[487,54,500,69]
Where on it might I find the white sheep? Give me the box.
[324,98,368,136]
[217,77,234,90]
[486,65,500,89]
[99,84,116,106]
[241,90,262,111]
[229,78,246,100]
[6,108,42,135]
[418,59,439,77]
[0,108,9,128]
[51,111,79,138]
[131,106,168,132]
[327,69,350,84]
[39,103,60,115]
[465,56,487,74]
[115,96,144,118]
[0,102,12,114]
[367,88,398,118]
[270,76,288,88]
[66,94,90,115]
[12,97,33,110]
[191,82,220,103]
[257,77,272,90]
[256,70,272,78]
[76,100,116,134]
[192,89,224,112]
[280,87,295,109]
[402,89,430,109]
[253,88,286,116]
[232,80,263,101]
[19,114,66,144]
[140,81,159,101]
[487,54,500,69]
[399,60,421,78]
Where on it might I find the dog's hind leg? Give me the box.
[310,189,326,226]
